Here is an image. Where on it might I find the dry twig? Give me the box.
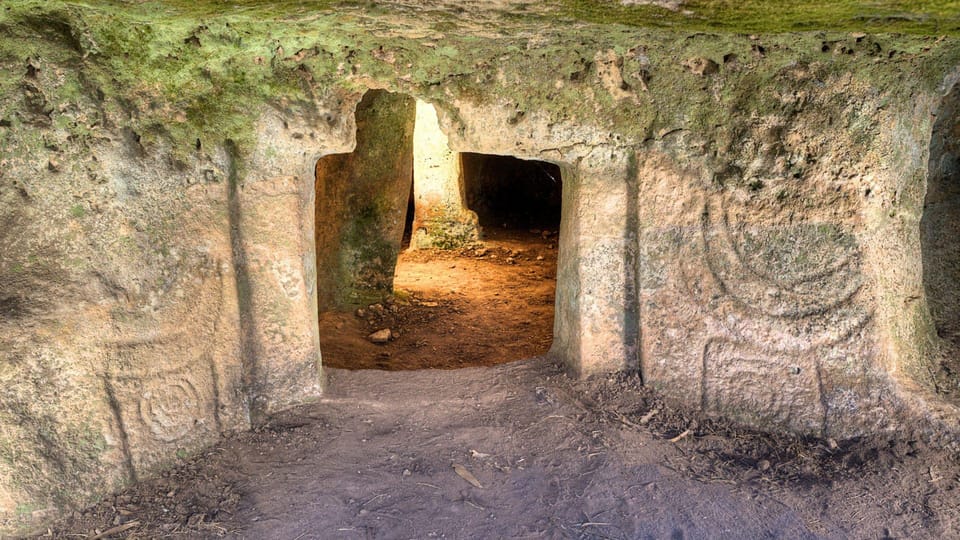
[90,520,140,540]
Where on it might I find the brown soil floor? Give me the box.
[318,228,557,370]
[44,232,960,540]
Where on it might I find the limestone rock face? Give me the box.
[410,99,480,250]
[1,0,960,534]
[315,90,416,309]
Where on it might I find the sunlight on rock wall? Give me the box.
[411,100,480,249]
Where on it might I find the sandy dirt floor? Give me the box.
[318,229,557,370]
[44,231,960,539]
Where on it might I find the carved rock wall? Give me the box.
[2,2,960,533]
[0,81,343,535]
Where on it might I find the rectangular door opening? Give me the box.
[316,94,562,370]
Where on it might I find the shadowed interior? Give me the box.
[922,84,960,396]
[462,153,563,232]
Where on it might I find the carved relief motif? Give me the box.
[670,194,873,433]
[700,338,824,430]
[110,357,219,440]
[137,373,208,442]
[100,258,234,474]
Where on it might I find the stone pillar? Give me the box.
[315,90,416,309]
[226,100,356,424]
[410,100,479,249]
[232,105,333,423]
[233,174,322,422]
[551,150,639,377]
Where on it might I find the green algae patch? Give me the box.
[2,0,958,170]
[0,1,337,161]
[46,0,960,36]
[561,0,960,36]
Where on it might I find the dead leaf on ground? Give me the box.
[452,463,484,488]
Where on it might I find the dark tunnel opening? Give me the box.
[461,153,563,234]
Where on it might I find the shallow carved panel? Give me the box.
[105,341,224,474]
[641,188,876,436]
[96,251,243,475]
[702,339,825,432]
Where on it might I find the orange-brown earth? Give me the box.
[318,228,557,370]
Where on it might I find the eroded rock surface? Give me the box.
[1,0,960,534]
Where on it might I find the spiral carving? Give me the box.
[138,378,203,443]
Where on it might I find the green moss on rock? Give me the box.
[560,0,960,35]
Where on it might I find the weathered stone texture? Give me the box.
[2,1,960,533]
[315,90,416,310]
[635,150,880,436]
[410,100,480,249]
